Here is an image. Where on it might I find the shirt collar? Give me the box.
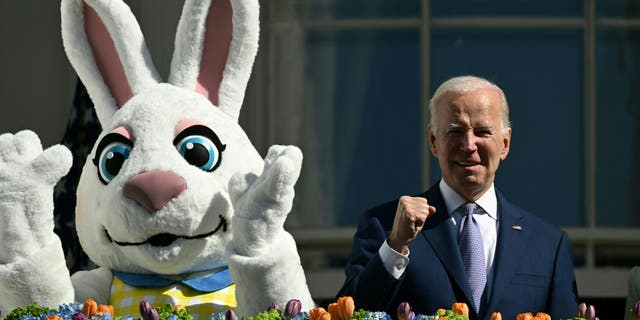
[439,179,498,221]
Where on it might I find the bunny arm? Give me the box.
[71,267,113,303]
[227,231,315,317]
[0,238,74,315]
[0,131,75,314]
[226,145,314,316]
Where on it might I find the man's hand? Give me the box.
[387,196,436,255]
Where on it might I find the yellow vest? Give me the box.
[109,276,236,320]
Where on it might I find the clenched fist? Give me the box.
[387,196,436,254]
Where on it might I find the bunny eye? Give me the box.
[173,125,226,172]
[92,133,133,184]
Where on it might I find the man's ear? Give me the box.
[428,125,438,156]
[500,127,512,160]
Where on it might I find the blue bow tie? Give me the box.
[113,267,233,293]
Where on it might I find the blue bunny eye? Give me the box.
[92,133,133,184]
[98,142,131,183]
[176,136,220,171]
[174,125,226,172]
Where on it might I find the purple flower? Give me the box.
[225,309,237,320]
[269,303,281,311]
[577,303,597,320]
[633,301,640,319]
[72,312,86,320]
[577,303,587,317]
[397,302,413,320]
[139,300,159,320]
[577,302,597,320]
[285,299,302,318]
[585,304,596,320]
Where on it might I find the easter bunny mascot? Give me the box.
[0,0,313,317]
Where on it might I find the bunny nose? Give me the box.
[123,170,187,213]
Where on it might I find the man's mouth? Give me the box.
[457,161,479,167]
[105,214,228,247]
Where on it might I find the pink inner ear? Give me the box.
[194,0,233,107]
[84,2,133,108]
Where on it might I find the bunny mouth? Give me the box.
[106,215,228,247]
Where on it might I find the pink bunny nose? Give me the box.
[123,170,187,213]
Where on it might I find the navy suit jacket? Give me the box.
[337,184,578,320]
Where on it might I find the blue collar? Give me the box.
[113,267,233,293]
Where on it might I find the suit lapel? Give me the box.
[485,191,525,314]
[419,187,474,307]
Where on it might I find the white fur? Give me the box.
[170,0,259,120]
[0,130,74,314]
[61,0,161,124]
[0,0,313,316]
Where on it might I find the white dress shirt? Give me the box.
[379,179,499,297]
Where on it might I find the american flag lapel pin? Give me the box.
[512,225,523,231]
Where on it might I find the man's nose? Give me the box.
[461,132,478,152]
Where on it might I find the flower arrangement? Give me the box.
[4,297,600,320]
[631,300,640,320]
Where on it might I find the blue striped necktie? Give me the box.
[458,202,487,313]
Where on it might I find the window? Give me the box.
[244,0,640,305]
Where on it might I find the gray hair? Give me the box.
[428,75,511,135]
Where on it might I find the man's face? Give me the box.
[429,88,511,201]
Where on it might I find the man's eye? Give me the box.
[476,130,492,137]
[447,129,464,136]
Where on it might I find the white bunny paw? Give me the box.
[229,145,303,256]
[0,130,72,262]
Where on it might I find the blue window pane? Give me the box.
[431,0,582,17]
[270,0,420,22]
[598,0,640,18]
[430,28,584,227]
[325,29,423,225]
[596,29,640,227]
[269,29,424,226]
[273,29,423,227]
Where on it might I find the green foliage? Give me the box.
[154,304,194,320]
[351,309,371,320]
[244,309,283,320]
[434,309,468,320]
[5,302,52,320]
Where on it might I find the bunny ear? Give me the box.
[61,0,161,124]
[169,0,259,120]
